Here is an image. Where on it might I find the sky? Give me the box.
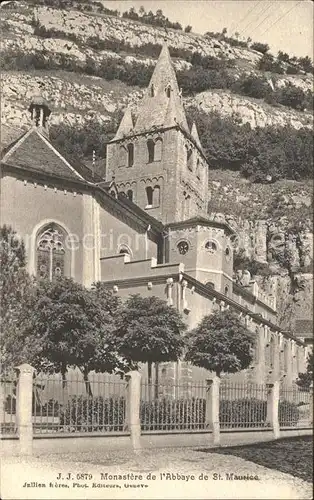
[102,0,313,58]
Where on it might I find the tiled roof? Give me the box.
[1,129,85,182]
[294,319,313,337]
[1,126,164,234]
[166,216,235,235]
[113,107,134,141]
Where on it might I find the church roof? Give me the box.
[1,125,165,235]
[191,122,204,152]
[165,216,235,235]
[112,107,134,141]
[1,128,86,182]
[133,43,189,134]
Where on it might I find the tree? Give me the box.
[222,27,227,36]
[277,51,290,63]
[115,295,186,396]
[257,52,275,71]
[296,351,313,390]
[0,226,39,375]
[297,55,313,74]
[185,310,254,377]
[29,278,122,395]
[185,25,192,33]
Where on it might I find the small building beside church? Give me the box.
[0,45,308,386]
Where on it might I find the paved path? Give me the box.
[1,448,312,499]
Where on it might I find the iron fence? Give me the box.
[1,377,18,436]
[219,382,269,429]
[140,381,207,431]
[279,384,312,428]
[32,372,127,434]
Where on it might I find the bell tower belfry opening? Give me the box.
[106,43,209,224]
[28,96,51,138]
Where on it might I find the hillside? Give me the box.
[1,0,313,330]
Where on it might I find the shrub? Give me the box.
[232,75,270,99]
[59,395,126,432]
[251,42,269,54]
[35,398,60,416]
[140,397,300,430]
[233,249,272,277]
[122,7,182,31]
[257,53,275,71]
[286,65,299,75]
[187,106,313,182]
[140,398,206,430]
[220,398,300,428]
[220,398,268,428]
[277,51,290,63]
[49,112,122,165]
[272,85,313,111]
[297,55,313,74]
[278,400,300,427]
[184,25,192,33]
[177,67,235,94]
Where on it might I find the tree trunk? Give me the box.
[61,362,67,388]
[148,361,152,401]
[154,362,159,400]
[83,367,93,397]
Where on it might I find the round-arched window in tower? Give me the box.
[177,241,189,255]
[225,246,231,261]
[205,240,217,254]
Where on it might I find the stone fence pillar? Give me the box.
[125,371,141,451]
[266,381,280,439]
[205,377,221,446]
[15,363,36,456]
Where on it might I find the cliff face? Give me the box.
[1,2,313,329]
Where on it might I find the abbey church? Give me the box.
[0,44,309,385]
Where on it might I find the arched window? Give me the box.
[147,139,155,163]
[154,138,162,161]
[224,285,229,296]
[150,84,155,97]
[206,282,215,289]
[284,343,289,372]
[269,337,275,369]
[279,343,285,373]
[146,186,153,207]
[119,145,126,167]
[166,85,171,98]
[119,245,131,256]
[127,143,134,167]
[36,225,68,281]
[225,247,231,262]
[182,191,191,220]
[205,240,217,253]
[110,190,117,198]
[153,185,160,207]
[186,148,193,171]
[126,189,133,201]
[196,159,201,180]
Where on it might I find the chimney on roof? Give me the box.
[28,96,51,138]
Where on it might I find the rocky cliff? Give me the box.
[1,1,313,331]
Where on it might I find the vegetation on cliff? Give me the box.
[47,105,312,184]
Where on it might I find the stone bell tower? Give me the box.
[106,43,209,224]
[28,96,51,138]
